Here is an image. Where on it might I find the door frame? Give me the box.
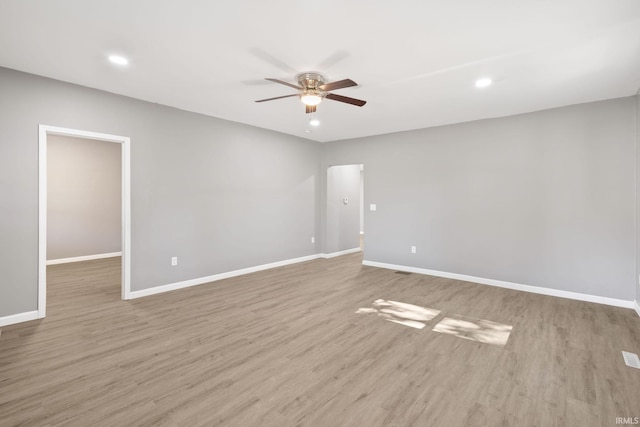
[38,125,132,318]
[324,163,364,255]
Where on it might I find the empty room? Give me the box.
[1,1,640,426]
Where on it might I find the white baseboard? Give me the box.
[0,310,40,327]
[363,260,635,309]
[129,254,321,299]
[634,300,640,318]
[47,251,122,265]
[320,247,361,259]
[129,248,363,300]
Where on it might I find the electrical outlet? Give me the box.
[311,236,315,244]
[411,246,417,254]
[370,204,377,211]
[171,256,178,266]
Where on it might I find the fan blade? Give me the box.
[319,79,357,91]
[325,93,367,107]
[265,78,303,90]
[255,94,299,103]
[305,105,317,114]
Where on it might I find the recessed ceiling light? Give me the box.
[475,78,492,88]
[108,55,129,66]
[309,118,320,127]
[305,129,312,133]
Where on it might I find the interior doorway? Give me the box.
[38,125,131,319]
[326,164,364,255]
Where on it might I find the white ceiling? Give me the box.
[1,1,639,142]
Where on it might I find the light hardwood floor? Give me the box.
[1,254,639,426]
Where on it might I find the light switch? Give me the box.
[370,204,377,211]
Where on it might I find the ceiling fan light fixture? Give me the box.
[300,89,323,106]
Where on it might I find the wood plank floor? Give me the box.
[1,254,639,426]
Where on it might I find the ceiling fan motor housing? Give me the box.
[297,72,326,89]
[298,72,327,105]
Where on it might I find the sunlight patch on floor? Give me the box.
[356,299,441,329]
[432,315,512,346]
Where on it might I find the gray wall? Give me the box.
[47,135,121,260]
[325,164,361,253]
[1,65,637,320]
[637,92,640,303]
[360,167,364,234]
[323,97,637,301]
[0,67,320,316]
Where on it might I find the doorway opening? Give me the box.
[326,164,364,255]
[38,125,131,319]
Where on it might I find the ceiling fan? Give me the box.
[255,72,367,113]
